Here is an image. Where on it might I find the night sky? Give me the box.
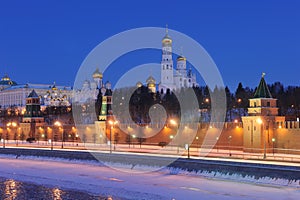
[0,0,299,91]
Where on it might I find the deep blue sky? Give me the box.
[0,0,299,91]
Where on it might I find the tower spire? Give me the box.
[166,24,168,35]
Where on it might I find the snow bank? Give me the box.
[1,154,299,188]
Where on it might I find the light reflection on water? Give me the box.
[0,178,121,200]
[4,179,18,200]
[53,188,63,200]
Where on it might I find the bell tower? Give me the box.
[159,25,174,93]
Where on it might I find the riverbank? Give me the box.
[0,154,299,200]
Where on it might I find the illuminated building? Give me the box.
[0,74,72,108]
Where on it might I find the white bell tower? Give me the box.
[159,25,174,93]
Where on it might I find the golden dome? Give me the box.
[146,76,156,84]
[93,68,103,79]
[177,55,186,61]
[148,83,155,87]
[162,34,172,44]
[136,81,142,88]
[162,25,172,44]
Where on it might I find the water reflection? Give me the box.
[4,179,18,200]
[0,178,121,200]
[53,188,62,200]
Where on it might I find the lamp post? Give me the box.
[185,144,190,159]
[6,122,17,148]
[2,131,5,148]
[228,135,232,156]
[54,121,62,149]
[47,127,53,150]
[272,138,276,155]
[108,120,118,153]
[256,118,266,159]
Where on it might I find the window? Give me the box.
[267,101,270,107]
[254,102,257,107]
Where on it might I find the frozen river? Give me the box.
[0,156,299,200]
[0,177,107,200]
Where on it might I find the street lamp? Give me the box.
[6,122,17,148]
[195,136,199,150]
[228,135,232,156]
[108,120,118,153]
[256,118,266,159]
[54,121,63,149]
[185,144,190,159]
[169,119,177,126]
[272,138,276,155]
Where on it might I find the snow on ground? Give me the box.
[0,154,299,200]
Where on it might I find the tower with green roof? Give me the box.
[242,73,285,156]
[248,73,278,116]
[20,90,45,139]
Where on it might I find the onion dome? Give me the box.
[162,25,172,44]
[146,75,156,84]
[162,34,172,44]
[0,74,17,86]
[136,81,143,88]
[146,76,156,88]
[51,82,57,90]
[92,68,103,79]
[177,55,186,61]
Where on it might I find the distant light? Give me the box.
[234,119,238,123]
[169,119,177,126]
[279,125,282,129]
[170,135,174,139]
[256,118,263,124]
[272,138,276,142]
[209,125,213,129]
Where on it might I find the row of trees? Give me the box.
[111,82,300,123]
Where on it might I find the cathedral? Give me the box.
[158,28,198,93]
